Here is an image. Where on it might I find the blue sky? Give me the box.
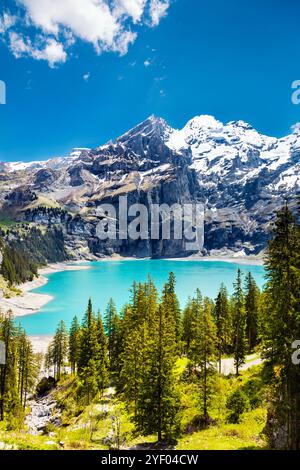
[1,0,300,162]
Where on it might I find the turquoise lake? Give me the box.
[18,260,266,336]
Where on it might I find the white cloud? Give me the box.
[0,0,171,66]
[114,0,147,23]
[109,29,137,56]
[144,59,151,67]
[83,72,90,81]
[19,0,121,46]
[149,0,170,27]
[9,32,67,67]
[40,39,67,66]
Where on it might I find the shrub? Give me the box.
[226,390,250,423]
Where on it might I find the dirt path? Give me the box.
[220,354,262,375]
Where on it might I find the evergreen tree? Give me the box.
[78,299,100,374]
[96,312,109,394]
[137,303,181,442]
[182,297,195,353]
[0,311,19,421]
[189,296,217,423]
[244,272,260,351]
[80,359,99,404]
[48,320,68,380]
[16,331,39,409]
[263,204,300,449]
[231,270,247,375]
[1,245,37,286]
[120,283,149,416]
[78,300,109,400]
[69,316,80,374]
[120,320,143,417]
[104,299,121,375]
[161,272,182,346]
[214,284,231,372]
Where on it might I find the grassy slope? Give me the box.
[0,364,268,451]
[0,215,19,229]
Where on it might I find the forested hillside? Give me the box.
[0,225,69,292]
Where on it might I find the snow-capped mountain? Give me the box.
[0,116,298,258]
[1,148,90,173]
[166,114,299,194]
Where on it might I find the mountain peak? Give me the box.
[185,115,223,130]
[115,115,171,146]
[147,114,167,125]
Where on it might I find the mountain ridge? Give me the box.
[0,115,299,259]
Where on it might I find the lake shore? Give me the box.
[98,252,265,266]
[166,255,264,266]
[0,262,91,318]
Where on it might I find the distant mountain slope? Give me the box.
[0,116,298,258]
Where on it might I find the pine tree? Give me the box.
[0,311,19,421]
[78,299,100,374]
[231,270,247,375]
[69,316,80,374]
[96,312,109,394]
[110,313,124,382]
[23,343,40,409]
[120,321,143,417]
[78,300,109,400]
[137,303,181,442]
[16,329,28,407]
[161,272,182,346]
[244,272,260,352]
[120,283,150,416]
[182,297,195,353]
[214,284,231,372]
[104,299,121,374]
[120,278,181,441]
[189,296,217,423]
[50,320,68,380]
[16,331,39,409]
[263,204,300,449]
[0,313,39,424]
[80,359,99,404]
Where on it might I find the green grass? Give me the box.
[26,196,60,210]
[177,408,267,450]
[0,214,18,229]
[0,429,59,450]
